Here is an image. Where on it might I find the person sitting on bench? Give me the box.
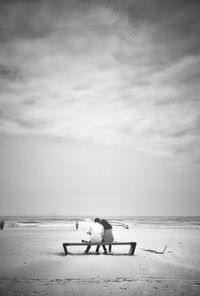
[84,217,107,254]
[96,219,114,253]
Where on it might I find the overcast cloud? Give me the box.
[0,0,200,215]
[0,0,199,164]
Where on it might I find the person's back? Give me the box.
[104,228,114,242]
[88,222,104,242]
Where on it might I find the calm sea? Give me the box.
[0,215,200,229]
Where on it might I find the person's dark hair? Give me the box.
[100,219,112,230]
[94,217,100,223]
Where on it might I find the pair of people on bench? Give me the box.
[84,217,114,254]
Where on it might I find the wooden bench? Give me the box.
[63,242,137,256]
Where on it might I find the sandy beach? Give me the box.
[0,223,200,296]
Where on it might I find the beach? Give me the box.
[0,217,200,296]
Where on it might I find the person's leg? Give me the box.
[95,245,100,253]
[103,245,107,254]
[102,240,107,254]
[109,245,112,252]
[84,243,91,253]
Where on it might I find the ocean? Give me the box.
[1,215,200,230]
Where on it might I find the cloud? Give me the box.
[0,64,24,84]
[0,0,199,165]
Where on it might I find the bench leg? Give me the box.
[128,243,136,255]
[63,244,68,255]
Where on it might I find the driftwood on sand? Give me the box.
[141,245,167,254]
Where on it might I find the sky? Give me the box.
[0,0,200,216]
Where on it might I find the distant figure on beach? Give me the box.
[0,220,4,230]
[96,219,114,253]
[76,220,79,230]
[84,217,107,254]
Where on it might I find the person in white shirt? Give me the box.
[84,218,107,254]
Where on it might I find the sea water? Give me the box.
[1,215,200,230]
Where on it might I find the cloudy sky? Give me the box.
[0,0,200,216]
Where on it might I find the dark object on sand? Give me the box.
[0,221,4,230]
[141,245,167,254]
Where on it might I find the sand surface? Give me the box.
[0,225,200,295]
